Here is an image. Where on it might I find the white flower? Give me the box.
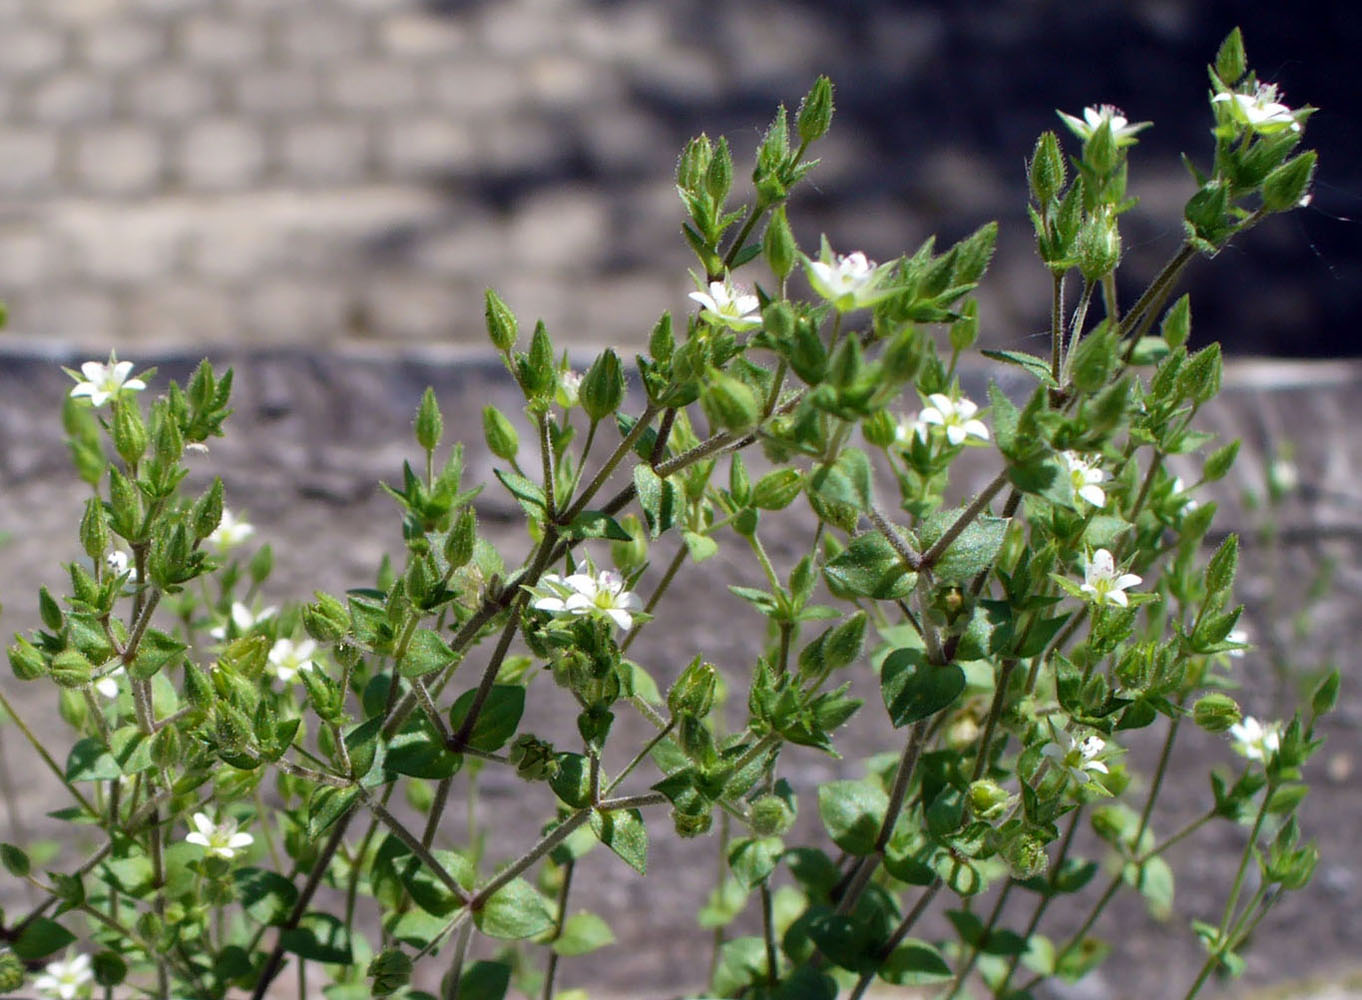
[185,811,254,860]
[893,412,927,447]
[209,601,277,641]
[1042,729,1110,786]
[1080,549,1142,608]
[531,568,643,631]
[67,352,147,408]
[205,509,255,553]
[34,951,94,1000]
[1057,104,1151,145]
[94,662,126,699]
[919,393,990,446]
[267,638,316,683]
[1229,716,1281,762]
[1169,476,1200,512]
[556,369,583,408]
[1213,84,1301,135]
[1061,451,1107,508]
[688,275,762,331]
[1226,626,1250,659]
[1268,457,1299,497]
[105,549,138,582]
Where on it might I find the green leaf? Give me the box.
[66,737,120,783]
[634,465,679,538]
[129,628,187,680]
[474,878,554,940]
[109,725,155,775]
[564,510,633,541]
[880,648,966,727]
[448,685,525,752]
[280,912,352,964]
[981,349,1057,387]
[13,916,76,959]
[307,785,358,839]
[234,867,299,926]
[458,961,511,1000]
[385,726,463,780]
[683,530,718,562]
[1,842,30,877]
[552,911,616,956]
[387,908,447,950]
[399,628,455,678]
[727,836,784,888]
[823,532,917,600]
[1124,856,1174,921]
[919,510,1009,583]
[494,469,545,511]
[591,807,648,874]
[879,938,953,986]
[817,780,888,856]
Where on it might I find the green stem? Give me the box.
[560,403,660,524]
[444,917,474,1000]
[359,786,470,904]
[920,472,1008,569]
[1050,273,1065,383]
[620,543,689,655]
[849,879,943,999]
[947,881,1013,997]
[541,858,576,1000]
[0,685,99,816]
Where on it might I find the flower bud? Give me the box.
[1077,210,1122,281]
[700,371,761,433]
[191,478,224,542]
[51,648,93,688]
[763,206,797,279]
[518,321,557,400]
[38,586,64,631]
[301,666,344,723]
[967,779,1015,822]
[796,75,834,145]
[1028,131,1066,205]
[484,288,518,352]
[80,497,110,561]
[609,514,648,575]
[580,349,625,423]
[112,400,148,467]
[151,404,183,469]
[861,410,897,448]
[672,808,713,838]
[751,468,803,511]
[214,702,252,753]
[1004,830,1049,879]
[304,592,350,642]
[107,468,142,542]
[482,405,519,461]
[705,136,733,202]
[415,387,443,452]
[1261,151,1317,213]
[668,658,718,718]
[509,733,559,781]
[8,637,48,681]
[0,949,25,993]
[649,312,674,365]
[444,509,477,570]
[676,134,713,193]
[150,726,182,769]
[1214,27,1246,85]
[881,327,924,383]
[749,794,795,837]
[183,663,214,710]
[368,948,413,998]
[1193,692,1242,733]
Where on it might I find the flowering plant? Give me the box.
[0,28,1335,1000]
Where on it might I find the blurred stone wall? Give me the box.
[0,0,1355,355]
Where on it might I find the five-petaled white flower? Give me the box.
[556,369,583,409]
[209,601,277,641]
[1061,451,1107,509]
[532,568,643,631]
[893,411,926,447]
[94,662,126,699]
[1229,716,1281,762]
[1213,83,1301,135]
[267,638,316,683]
[1057,104,1151,145]
[205,509,255,553]
[105,549,138,582]
[1080,549,1142,608]
[1042,729,1110,786]
[67,352,147,409]
[804,245,895,312]
[688,275,762,331]
[920,393,990,446]
[34,951,94,1000]
[185,811,254,860]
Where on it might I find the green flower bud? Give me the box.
[108,467,143,542]
[38,586,64,631]
[405,778,434,813]
[444,508,477,570]
[1076,210,1122,281]
[1004,830,1049,880]
[112,400,148,467]
[1193,692,1242,733]
[668,659,718,719]
[1084,118,1118,176]
[1261,151,1317,213]
[91,950,128,989]
[749,794,795,837]
[519,321,557,399]
[1028,131,1066,205]
[151,404,183,469]
[967,779,1015,822]
[150,726,182,769]
[705,136,733,202]
[415,387,444,452]
[763,206,797,279]
[509,733,559,781]
[214,702,252,753]
[368,948,413,998]
[482,405,519,461]
[80,497,110,560]
[58,687,87,728]
[51,648,93,689]
[796,75,834,145]
[750,468,803,511]
[1214,27,1246,85]
[8,636,48,681]
[881,327,924,383]
[484,288,518,352]
[861,410,897,448]
[183,663,214,711]
[672,808,713,839]
[301,666,344,723]
[191,478,224,542]
[248,543,273,584]
[700,370,761,433]
[0,949,25,993]
[580,349,625,423]
[676,134,713,193]
[303,591,350,642]
[649,312,674,365]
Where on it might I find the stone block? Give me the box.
[0,25,66,79]
[230,67,319,116]
[409,209,508,276]
[326,62,420,113]
[27,72,116,125]
[122,65,217,121]
[425,59,525,115]
[124,283,236,342]
[23,288,117,340]
[277,12,368,63]
[242,278,352,342]
[53,204,187,284]
[0,228,55,289]
[79,17,166,70]
[362,276,462,341]
[71,127,166,199]
[184,213,283,282]
[180,14,266,67]
[279,120,371,185]
[0,129,59,196]
[506,187,608,272]
[174,119,267,191]
[42,0,123,25]
[377,13,466,59]
[378,116,475,179]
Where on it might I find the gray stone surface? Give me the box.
[0,348,1358,998]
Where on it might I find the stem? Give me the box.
[849,879,943,999]
[760,881,779,986]
[1050,273,1065,383]
[359,787,470,905]
[0,685,99,816]
[620,543,689,655]
[539,412,557,520]
[560,403,659,524]
[946,881,1013,997]
[1117,243,1197,342]
[920,472,1008,569]
[541,857,576,1000]
[867,504,923,571]
[604,718,676,795]
[1062,279,1095,384]
[444,917,474,1000]
[471,811,591,906]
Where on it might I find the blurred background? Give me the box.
[0,0,1355,356]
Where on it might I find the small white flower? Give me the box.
[1057,104,1150,145]
[67,352,147,409]
[919,393,990,446]
[185,811,254,860]
[34,951,94,1000]
[1061,451,1107,508]
[893,412,927,447]
[1229,716,1281,762]
[802,238,900,313]
[531,567,643,631]
[1080,548,1142,608]
[688,275,762,331]
[186,442,211,456]
[1226,626,1250,659]
[1169,476,1200,512]
[556,369,583,408]
[1213,83,1301,135]
[267,638,316,683]
[94,662,126,699]
[205,509,255,553]
[1268,458,1299,497]
[1042,729,1110,786]
[105,549,138,582]
[209,601,277,641]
